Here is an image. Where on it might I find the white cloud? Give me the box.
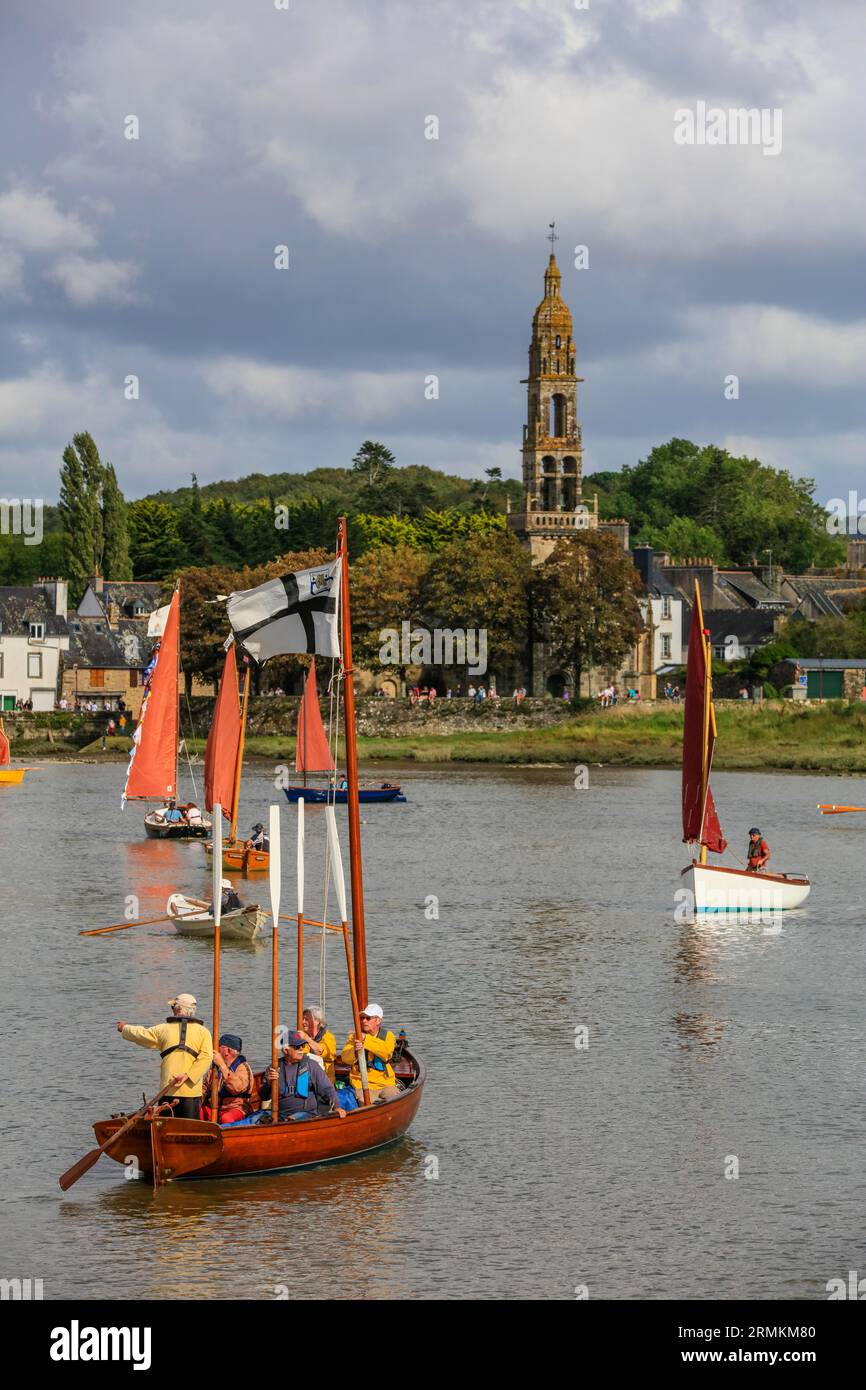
[0,187,95,254]
[640,305,866,389]
[44,254,141,307]
[203,357,428,424]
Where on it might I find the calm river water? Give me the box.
[1,759,864,1300]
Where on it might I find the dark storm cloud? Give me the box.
[0,0,863,503]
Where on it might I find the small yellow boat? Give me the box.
[0,721,26,784]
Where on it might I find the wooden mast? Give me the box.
[268,803,281,1120]
[337,517,368,1007]
[175,579,181,799]
[229,660,250,845]
[210,804,223,1115]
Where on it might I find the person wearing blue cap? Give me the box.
[263,1030,346,1121]
[201,1033,256,1124]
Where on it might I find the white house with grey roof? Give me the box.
[0,580,70,710]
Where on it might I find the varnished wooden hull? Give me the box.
[203,840,269,874]
[93,1051,425,1182]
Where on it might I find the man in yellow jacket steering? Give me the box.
[339,1003,399,1102]
[117,992,213,1120]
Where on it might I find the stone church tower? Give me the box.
[507,233,630,695]
[507,238,600,564]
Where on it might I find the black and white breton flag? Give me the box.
[226,558,341,662]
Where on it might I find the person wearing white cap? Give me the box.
[339,1003,400,1102]
[116,993,213,1120]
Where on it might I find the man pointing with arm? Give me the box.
[116,992,213,1120]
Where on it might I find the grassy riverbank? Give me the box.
[33,701,866,773]
[168,701,866,773]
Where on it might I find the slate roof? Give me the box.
[705,610,777,646]
[77,580,162,623]
[715,571,790,610]
[0,586,69,638]
[67,624,156,669]
[794,657,866,670]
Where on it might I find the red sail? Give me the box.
[123,590,180,801]
[0,726,10,767]
[681,598,726,852]
[296,659,335,774]
[204,643,242,821]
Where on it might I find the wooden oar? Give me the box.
[296,797,304,1029]
[817,804,866,815]
[59,1083,174,1191]
[79,905,212,936]
[269,802,282,1121]
[326,805,370,1106]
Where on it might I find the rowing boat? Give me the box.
[283,783,405,804]
[144,807,211,839]
[166,892,266,941]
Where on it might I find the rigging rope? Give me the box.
[179,670,200,801]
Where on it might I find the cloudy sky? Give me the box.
[0,0,864,507]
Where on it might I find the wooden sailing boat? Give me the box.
[202,642,268,873]
[124,589,211,839]
[680,580,811,913]
[0,719,26,785]
[82,520,425,1186]
[282,658,405,804]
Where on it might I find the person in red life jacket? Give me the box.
[746,827,771,872]
[200,1034,256,1124]
[262,1030,346,1122]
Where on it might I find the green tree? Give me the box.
[58,432,104,594]
[101,462,132,579]
[128,499,183,579]
[350,543,430,682]
[422,530,530,682]
[351,440,397,510]
[585,439,844,571]
[532,533,644,693]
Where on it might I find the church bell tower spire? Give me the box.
[507,228,589,559]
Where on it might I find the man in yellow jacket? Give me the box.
[117,992,213,1120]
[340,1003,399,1102]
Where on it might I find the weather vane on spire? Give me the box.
[547,221,559,251]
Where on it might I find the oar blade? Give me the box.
[296,797,305,916]
[325,804,348,923]
[212,803,223,925]
[59,1147,102,1192]
[268,802,281,924]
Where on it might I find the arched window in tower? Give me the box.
[552,393,566,438]
[541,456,557,511]
[555,335,561,348]
[562,457,578,510]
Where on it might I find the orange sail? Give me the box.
[123,589,180,802]
[296,659,335,775]
[204,643,242,822]
[0,725,9,767]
